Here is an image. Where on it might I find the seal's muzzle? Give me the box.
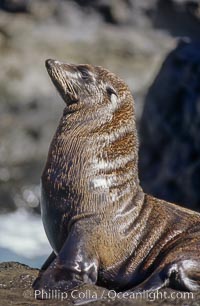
[45,59,79,105]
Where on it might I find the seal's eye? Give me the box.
[106,86,117,97]
[78,67,90,80]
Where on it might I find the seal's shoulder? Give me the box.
[146,193,200,220]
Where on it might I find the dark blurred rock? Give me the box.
[72,0,134,25]
[139,40,200,212]
[71,0,200,33]
[151,0,200,40]
[1,0,200,35]
[0,186,16,213]
[0,0,28,13]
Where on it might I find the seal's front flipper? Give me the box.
[32,251,56,289]
[33,225,99,299]
[40,251,56,271]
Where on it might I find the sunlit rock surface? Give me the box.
[0,262,199,306]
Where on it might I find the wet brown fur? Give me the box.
[33,60,200,297]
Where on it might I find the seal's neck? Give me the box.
[50,98,143,215]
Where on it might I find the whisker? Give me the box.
[69,81,77,97]
[71,79,82,91]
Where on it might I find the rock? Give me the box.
[152,0,200,40]
[139,40,200,212]
[0,0,28,13]
[70,0,133,25]
[0,262,69,305]
[70,0,200,32]
[0,262,199,305]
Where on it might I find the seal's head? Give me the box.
[45,59,133,112]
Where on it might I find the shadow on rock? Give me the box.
[139,40,200,212]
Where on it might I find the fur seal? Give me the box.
[33,59,200,297]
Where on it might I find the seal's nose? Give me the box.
[45,59,56,70]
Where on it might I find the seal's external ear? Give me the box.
[106,86,117,97]
[106,86,118,107]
